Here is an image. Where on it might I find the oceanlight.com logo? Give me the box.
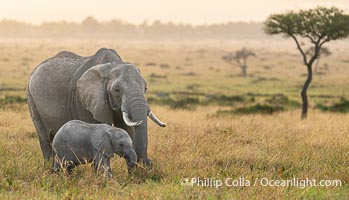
[180,177,342,189]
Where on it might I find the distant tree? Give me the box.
[306,47,331,74]
[222,48,256,76]
[264,7,349,119]
[81,16,100,31]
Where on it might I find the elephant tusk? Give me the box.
[148,111,166,127]
[122,112,142,126]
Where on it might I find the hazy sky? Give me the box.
[0,0,348,25]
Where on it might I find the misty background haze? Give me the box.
[0,0,348,40]
[0,17,266,40]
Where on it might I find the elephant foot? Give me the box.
[66,165,74,175]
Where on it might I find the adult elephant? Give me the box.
[27,48,165,167]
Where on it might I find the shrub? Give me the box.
[148,97,200,110]
[0,95,27,104]
[149,73,167,79]
[217,104,284,116]
[315,97,349,113]
[265,94,300,108]
[0,95,27,108]
[169,97,199,110]
[144,62,157,66]
[159,64,170,69]
[181,72,198,76]
[205,94,245,106]
[235,104,283,114]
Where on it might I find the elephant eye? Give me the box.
[119,143,124,148]
[115,87,121,93]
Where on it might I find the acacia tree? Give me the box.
[222,48,256,76]
[264,7,349,119]
[306,47,331,74]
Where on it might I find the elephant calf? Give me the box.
[52,120,137,177]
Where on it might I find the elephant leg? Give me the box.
[27,89,53,161]
[52,155,61,173]
[93,154,112,177]
[102,158,112,178]
[93,153,103,171]
[38,132,54,161]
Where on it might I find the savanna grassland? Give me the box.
[0,38,349,199]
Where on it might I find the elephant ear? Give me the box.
[91,131,114,158]
[77,63,113,124]
[106,128,123,147]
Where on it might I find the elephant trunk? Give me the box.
[125,95,150,165]
[124,148,137,168]
[133,119,148,163]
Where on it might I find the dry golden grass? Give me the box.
[1,105,348,199]
[0,39,349,199]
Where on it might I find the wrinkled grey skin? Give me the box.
[27,48,164,167]
[52,120,136,177]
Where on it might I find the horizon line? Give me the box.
[0,17,265,27]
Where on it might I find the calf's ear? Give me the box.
[91,132,113,157]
